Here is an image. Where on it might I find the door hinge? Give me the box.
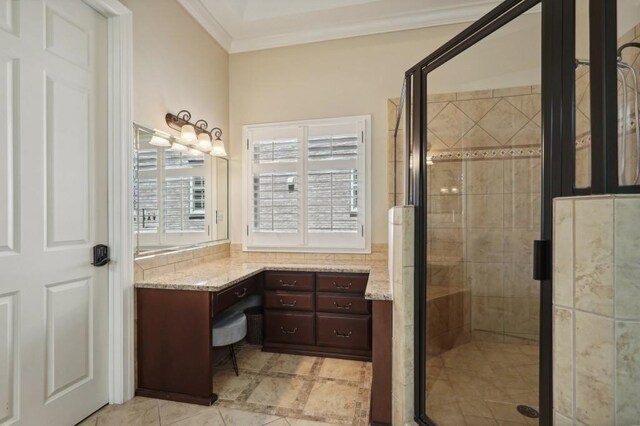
[361,130,364,143]
[361,224,364,237]
[246,225,249,236]
[247,138,249,150]
[533,240,551,281]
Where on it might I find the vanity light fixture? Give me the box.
[165,109,227,156]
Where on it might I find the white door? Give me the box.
[0,0,109,424]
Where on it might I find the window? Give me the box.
[243,116,371,252]
[134,130,214,248]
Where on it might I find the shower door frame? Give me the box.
[405,0,576,425]
[590,0,640,195]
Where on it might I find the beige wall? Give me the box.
[228,13,541,245]
[121,0,229,134]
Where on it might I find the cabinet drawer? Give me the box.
[214,276,259,314]
[316,273,368,294]
[316,293,371,315]
[264,311,315,345]
[265,291,314,312]
[264,271,315,292]
[316,313,371,350]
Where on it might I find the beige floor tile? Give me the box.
[302,382,359,419]
[286,418,342,426]
[428,402,466,426]
[96,397,159,426]
[166,407,225,426]
[457,398,494,419]
[212,370,257,400]
[218,407,281,425]
[158,400,214,425]
[246,376,307,409]
[91,350,371,426]
[317,358,364,382]
[78,416,97,426]
[464,415,499,426]
[268,353,317,376]
[236,348,275,372]
[263,419,289,426]
[486,401,530,423]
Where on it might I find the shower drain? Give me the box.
[516,405,539,419]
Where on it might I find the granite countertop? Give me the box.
[135,257,392,301]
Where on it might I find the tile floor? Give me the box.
[426,340,540,426]
[81,345,371,426]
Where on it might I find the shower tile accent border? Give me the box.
[387,84,543,211]
[552,195,640,425]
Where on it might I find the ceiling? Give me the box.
[177,0,507,53]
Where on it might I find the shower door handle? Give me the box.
[533,240,551,281]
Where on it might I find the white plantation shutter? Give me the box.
[245,116,369,252]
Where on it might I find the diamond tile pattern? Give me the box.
[429,103,475,147]
[427,101,448,124]
[506,95,541,120]
[454,98,499,122]
[478,99,529,145]
[83,346,371,426]
[454,125,500,150]
[426,341,539,426]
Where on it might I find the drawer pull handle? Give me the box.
[333,282,352,290]
[235,288,248,298]
[333,330,352,338]
[333,302,353,310]
[279,299,297,307]
[279,280,297,287]
[280,326,298,335]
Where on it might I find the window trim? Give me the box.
[242,115,371,253]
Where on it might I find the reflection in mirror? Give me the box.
[133,123,229,255]
[617,0,640,186]
[423,10,541,424]
[575,0,591,189]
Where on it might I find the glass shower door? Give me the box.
[420,10,542,425]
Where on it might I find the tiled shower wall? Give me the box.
[553,195,640,425]
[388,85,542,343]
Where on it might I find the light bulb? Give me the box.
[211,138,227,157]
[196,132,212,152]
[180,124,197,144]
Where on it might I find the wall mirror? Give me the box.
[133,123,229,256]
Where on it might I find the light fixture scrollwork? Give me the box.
[164,109,227,157]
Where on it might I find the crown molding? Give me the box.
[231,2,503,53]
[177,0,232,51]
[178,0,541,54]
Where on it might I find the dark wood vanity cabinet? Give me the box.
[212,275,260,315]
[262,271,372,361]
